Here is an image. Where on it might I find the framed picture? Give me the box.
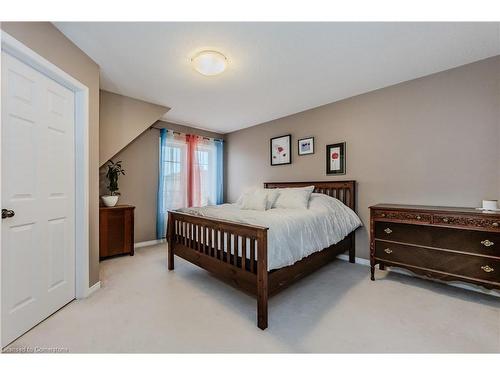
[270,134,291,165]
[298,137,314,155]
[326,142,346,175]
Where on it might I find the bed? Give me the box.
[167,180,360,329]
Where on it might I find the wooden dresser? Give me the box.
[370,204,500,290]
[99,205,135,260]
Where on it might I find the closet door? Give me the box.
[1,51,76,346]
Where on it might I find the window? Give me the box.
[157,130,223,239]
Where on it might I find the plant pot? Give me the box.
[101,195,119,207]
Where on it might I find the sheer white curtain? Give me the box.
[192,138,217,207]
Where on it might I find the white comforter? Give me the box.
[177,193,362,271]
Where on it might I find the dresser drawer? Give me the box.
[375,222,500,257]
[375,240,500,283]
[373,210,431,224]
[433,214,500,232]
[375,222,431,245]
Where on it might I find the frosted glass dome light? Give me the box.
[191,50,227,76]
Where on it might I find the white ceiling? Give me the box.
[54,22,500,134]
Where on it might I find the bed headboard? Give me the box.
[263,180,356,211]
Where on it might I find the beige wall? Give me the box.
[100,120,225,243]
[226,56,500,260]
[99,90,169,166]
[100,129,159,243]
[1,22,101,286]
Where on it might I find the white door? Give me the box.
[1,51,76,346]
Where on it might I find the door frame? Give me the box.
[1,31,91,344]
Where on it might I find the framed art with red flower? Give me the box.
[270,134,291,166]
[326,142,346,175]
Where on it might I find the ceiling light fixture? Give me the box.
[191,50,227,76]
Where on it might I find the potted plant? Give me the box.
[101,160,125,207]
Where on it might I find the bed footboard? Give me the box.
[167,211,270,329]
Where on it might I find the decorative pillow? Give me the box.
[273,186,315,209]
[263,188,280,210]
[240,189,268,211]
[236,187,258,205]
[237,188,280,210]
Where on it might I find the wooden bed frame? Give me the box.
[167,180,357,329]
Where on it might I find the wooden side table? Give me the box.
[99,205,135,260]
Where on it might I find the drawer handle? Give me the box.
[384,248,393,254]
[481,240,494,247]
[416,216,421,220]
[493,222,499,227]
[380,213,386,218]
[384,228,392,234]
[481,265,494,273]
[442,218,449,223]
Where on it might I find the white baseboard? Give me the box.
[336,254,370,266]
[134,239,166,249]
[337,254,500,298]
[83,281,101,298]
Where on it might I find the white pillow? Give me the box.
[263,189,279,210]
[273,186,315,209]
[240,190,268,211]
[237,188,280,210]
[236,186,259,205]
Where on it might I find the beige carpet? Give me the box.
[5,243,500,353]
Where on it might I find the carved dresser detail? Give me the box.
[370,204,500,291]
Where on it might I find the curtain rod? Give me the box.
[150,125,224,142]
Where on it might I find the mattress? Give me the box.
[177,193,362,271]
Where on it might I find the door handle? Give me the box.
[2,209,15,219]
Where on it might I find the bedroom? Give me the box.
[1,0,500,369]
